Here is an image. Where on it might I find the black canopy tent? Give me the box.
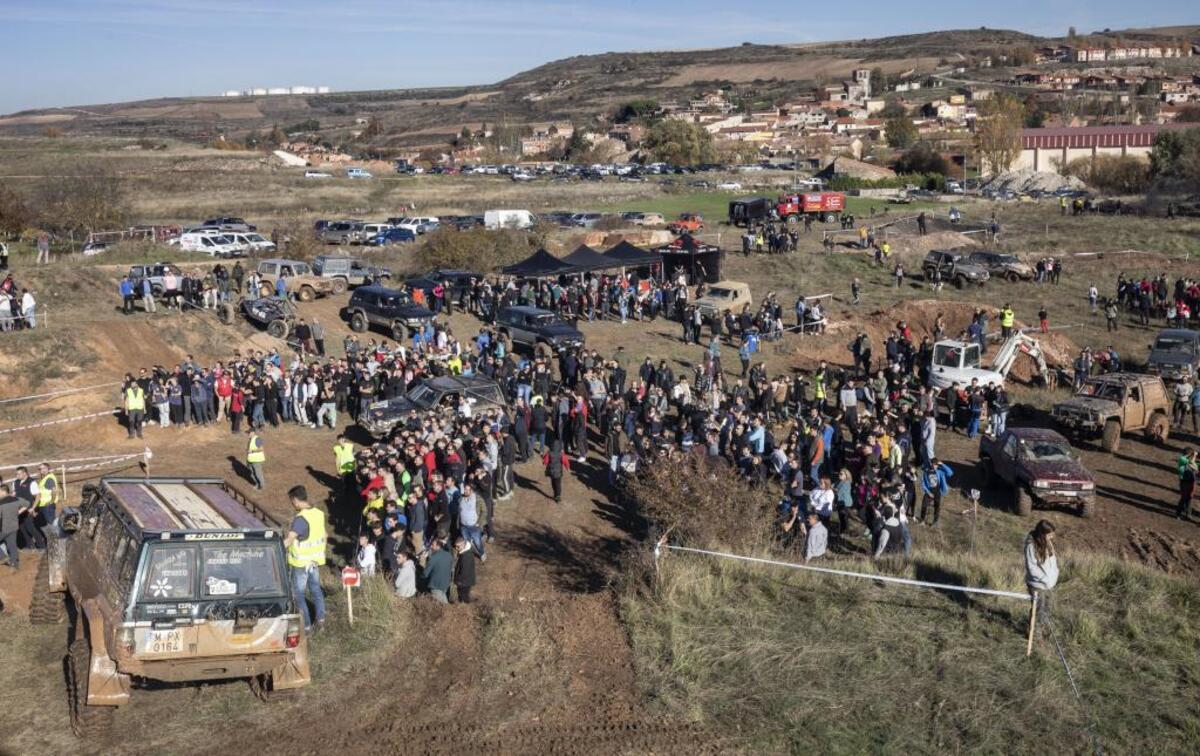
[655,233,724,284]
[500,248,581,277]
[603,240,661,268]
[560,244,615,272]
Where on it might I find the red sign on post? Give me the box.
[341,566,361,587]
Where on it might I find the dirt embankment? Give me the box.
[784,298,1078,382]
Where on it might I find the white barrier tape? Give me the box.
[661,544,1030,601]
[0,409,118,435]
[0,453,143,472]
[58,454,143,473]
[0,381,123,405]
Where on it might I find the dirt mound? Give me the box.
[579,230,673,248]
[981,169,1085,195]
[791,299,1076,379]
[888,229,979,257]
[1122,529,1200,577]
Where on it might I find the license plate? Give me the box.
[1053,491,1078,497]
[144,629,183,654]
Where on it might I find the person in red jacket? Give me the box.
[215,370,233,422]
[229,384,245,434]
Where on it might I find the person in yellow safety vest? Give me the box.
[813,362,827,410]
[446,353,463,375]
[1059,195,1067,216]
[1000,304,1015,339]
[246,431,266,491]
[283,485,326,632]
[333,435,356,491]
[363,489,385,518]
[124,378,146,440]
[35,462,60,547]
[881,240,891,258]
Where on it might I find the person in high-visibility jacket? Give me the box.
[1000,304,1015,339]
[246,431,266,490]
[333,435,356,491]
[123,378,146,440]
[34,462,60,548]
[284,485,326,632]
[813,362,827,410]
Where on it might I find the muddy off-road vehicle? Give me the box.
[217,296,296,339]
[922,250,990,289]
[312,254,392,293]
[255,259,337,301]
[30,477,310,737]
[1051,372,1171,452]
[1146,328,1199,385]
[978,427,1095,517]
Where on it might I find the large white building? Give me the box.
[221,86,332,97]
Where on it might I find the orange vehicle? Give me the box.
[667,213,704,234]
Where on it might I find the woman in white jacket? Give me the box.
[1024,519,1059,633]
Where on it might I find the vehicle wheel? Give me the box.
[1005,271,1019,283]
[1101,419,1121,453]
[350,312,368,333]
[29,555,66,625]
[954,275,967,290]
[978,458,994,488]
[259,283,273,298]
[297,286,316,302]
[67,638,115,738]
[266,319,288,339]
[216,303,234,325]
[823,212,837,223]
[922,269,932,281]
[1078,497,1095,518]
[151,285,164,297]
[1014,486,1033,516]
[330,278,348,295]
[391,322,409,342]
[1146,413,1170,444]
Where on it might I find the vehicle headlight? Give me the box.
[1033,480,1050,489]
[1081,482,1094,491]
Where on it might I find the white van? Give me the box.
[484,209,535,230]
[346,167,373,179]
[179,231,242,258]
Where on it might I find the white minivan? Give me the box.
[484,209,535,230]
[179,231,242,258]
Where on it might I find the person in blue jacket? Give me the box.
[919,458,953,525]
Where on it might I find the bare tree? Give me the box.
[36,164,130,238]
[974,94,1025,175]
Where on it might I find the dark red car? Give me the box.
[978,427,1095,517]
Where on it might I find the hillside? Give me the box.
[0,27,1061,146]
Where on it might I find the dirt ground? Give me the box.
[2,197,1200,751]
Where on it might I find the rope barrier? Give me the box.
[0,409,118,435]
[1047,616,1105,755]
[0,381,123,405]
[658,544,1030,601]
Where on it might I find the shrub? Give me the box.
[1062,155,1150,194]
[0,186,33,238]
[415,227,543,272]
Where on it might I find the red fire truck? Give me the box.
[775,192,846,222]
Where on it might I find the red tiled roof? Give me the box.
[1021,123,1193,149]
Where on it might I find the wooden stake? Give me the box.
[1026,593,1038,657]
[345,584,354,626]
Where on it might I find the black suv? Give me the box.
[495,305,584,355]
[361,375,508,437]
[343,285,435,341]
[405,269,482,306]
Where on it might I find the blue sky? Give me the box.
[1,0,1195,113]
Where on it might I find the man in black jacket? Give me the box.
[453,538,480,604]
